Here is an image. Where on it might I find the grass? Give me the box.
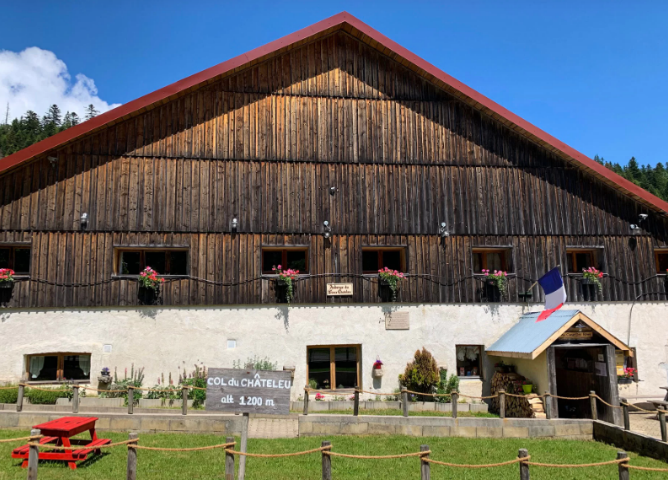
[296,409,498,417]
[1,430,667,479]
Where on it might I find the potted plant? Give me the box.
[137,266,164,305]
[98,367,112,384]
[272,265,299,304]
[481,269,507,302]
[581,267,603,301]
[315,393,325,401]
[372,358,384,378]
[0,268,15,304]
[521,379,533,394]
[378,267,405,302]
[618,367,636,384]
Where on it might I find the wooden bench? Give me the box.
[11,436,59,458]
[71,438,112,460]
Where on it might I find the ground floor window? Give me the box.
[26,353,91,382]
[456,345,482,378]
[307,345,360,390]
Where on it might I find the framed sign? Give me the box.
[205,368,292,414]
[327,283,353,296]
[385,311,409,330]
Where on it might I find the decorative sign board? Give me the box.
[559,326,593,341]
[385,311,410,330]
[327,283,354,296]
[205,368,292,414]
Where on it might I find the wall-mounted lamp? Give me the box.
[438,222,449,238]
[638,213,648,222]
[80,212,88,229]
[323,220,332,239]
[230,215,239,233]
[47,156,58,167]
[629,224,640,234]
[329,186,337,196]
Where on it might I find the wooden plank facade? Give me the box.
[0,31,667,308]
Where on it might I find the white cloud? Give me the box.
[0,47,120,121]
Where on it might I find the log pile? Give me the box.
[490,372,545,418]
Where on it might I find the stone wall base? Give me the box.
[593,420,668,463]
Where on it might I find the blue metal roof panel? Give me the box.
[487,310,581,355]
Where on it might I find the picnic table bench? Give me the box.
[11,416,110,470]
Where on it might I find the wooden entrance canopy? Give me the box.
[487,310,631,360]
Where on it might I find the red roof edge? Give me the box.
[2,11,667,214]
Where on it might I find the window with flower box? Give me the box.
[307,345,360,391]
[362,248,405,274]
[472,248,511,273]
[114,248,189,276]
[0,246,31,275]
[25,353,91,383]
[566,248,603,273]
[262,248,308,274]
[655,250,668,274]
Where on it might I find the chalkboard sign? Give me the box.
[205,368,292,414]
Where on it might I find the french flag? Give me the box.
[536,268,567,322]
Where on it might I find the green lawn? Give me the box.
[1,430,667,479]
[296,409,497,417]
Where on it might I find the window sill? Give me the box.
[458,376,482,381]
[261,274,310,279]
[112,274,189,280]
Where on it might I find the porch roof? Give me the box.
[486,310,631,360]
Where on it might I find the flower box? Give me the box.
[138,286,159,305]
[485,280,501,303]
[618,377,632,385]
[0,282,13,304]
[97,375,113,385]
[372,367,384,378]
[580,279,597,302]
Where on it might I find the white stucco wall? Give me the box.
[0,302,665,400]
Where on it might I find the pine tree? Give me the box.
[85,104,99,120]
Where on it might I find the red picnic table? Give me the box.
[11,416,111,470]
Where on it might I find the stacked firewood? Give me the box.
[490,372,545,418]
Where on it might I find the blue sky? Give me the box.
[2,1,667,166]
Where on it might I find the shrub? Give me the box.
[26,386,72,405]
[100,365,145,405]
[181,365,207,409]
[435,369,460,403]
[0,385,19,404]
[398,348,440,394]
[233,356,277,371]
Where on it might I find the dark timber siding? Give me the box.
[0,31,666,308]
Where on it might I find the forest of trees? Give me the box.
[0,104,99,158]
[0,105,666,202]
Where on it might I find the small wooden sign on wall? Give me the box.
[327,283,353,296]
[385,311,410,330]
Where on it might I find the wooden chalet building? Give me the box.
[0,13,666,408]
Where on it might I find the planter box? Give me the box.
[617,377,633,385]
[484,280,501,303]
[580,279,598,301]
[378,279,399,302]
[56,397,125,408]
[0,282,13,304]
[139,398,194,408]
[138,286,159,305]
[372,367,384,378]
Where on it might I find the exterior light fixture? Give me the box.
[230,215,239,233]
[629,224,640,234]
[438,222,449,238]
[638,214,648,222]
[323,220,332,239]
[329,186,337,195]
[80,213,88,229]
[47,156,58,167]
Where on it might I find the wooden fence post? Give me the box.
[617,451,629,480]
[181,387,188,416]
[401,388,409,417]
[659,407,667,442]
[499,390,506,419]
[225,436,235,480]
[518,448,529,480]
[303,388,309,415]
[353,386,359,416]
[321,441,331,480]
[72,385,79,414]
[127,432,138,480]
[27,428,40,480]
[590,391,598,421]
[16,383,24,412]
[128,387,134,414]
[621,398,630,431]
[420,445,430,480]
[544,392,551,420]
[451,392,458,419]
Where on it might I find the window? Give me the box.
[456,345,482,378]
[115,249,189,276]
[362,248,406,273]
[472,248,510,273]
[566,248,601,273]
[307,345,360,390]
[26,353,91,382]
[262,248,308,274]
[0,246,31,274]
[656,250,668,274]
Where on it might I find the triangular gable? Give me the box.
[487,310,630,360]
[1,12,667,214]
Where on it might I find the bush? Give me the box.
[180,365,207,409]
[233,356,277,371]
[26,386,72,405]
[0,385,19,404]
[100,365,145,405]
[399,348,440,395]
[435,369,460,403]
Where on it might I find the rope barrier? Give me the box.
[622,401,656,414]
[136,442,236,452]
[626,464,668,472]
[325,451,430,460]
[0,386,19,390]
[0,435,42,444]
[526,458,628,468]
[225,445,329,457]
[424,456,526,468]
[457,393,499,400]
[549,394,590,401]
[355,390,399,396]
